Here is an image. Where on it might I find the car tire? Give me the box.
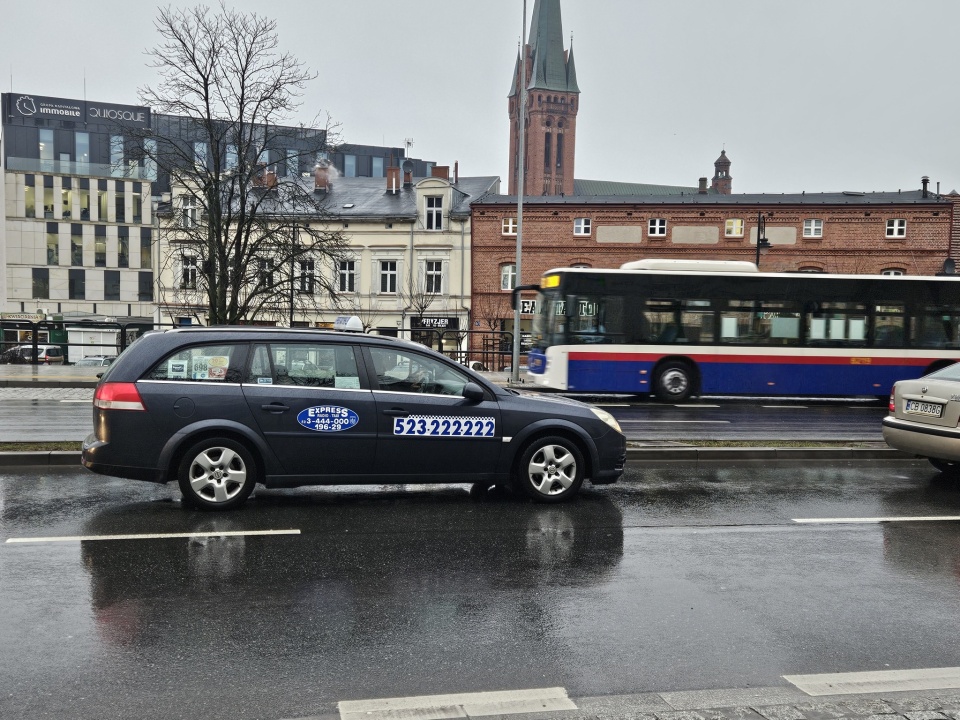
[514,435,584,503]
[928,458,960,475]
[177,438,257,510]
[654,361,694,402]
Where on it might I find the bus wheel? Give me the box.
[929,458,960,475]
[654,361,694,402]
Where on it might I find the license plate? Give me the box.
[905,400,944,417]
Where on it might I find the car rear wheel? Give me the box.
[928,458,960,475]
[177,438,257,510]
[515,436,584,503]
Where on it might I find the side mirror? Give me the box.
[462,382,485,402]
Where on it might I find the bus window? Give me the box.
[915,308,960,348]
[873,304,905,347]
[722,300,800,345]
[567,295,626,344]
[644,299,711,344]
[806,302,867,346]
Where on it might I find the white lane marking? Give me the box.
[792,516,960,525]
[619,420,731,424]
[338,688,576,720]
[60,399,90,403]
[591,403,630,407]
[784,667,960,696]
[674,404,720,408]
[5,529,300,544]
[762,405,808,409]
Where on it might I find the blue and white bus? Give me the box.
[524,259,960,400]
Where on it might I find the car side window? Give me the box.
[368,346,469,396]
[247,342,361,389]
[147,344,243,382]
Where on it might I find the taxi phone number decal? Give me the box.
[297,405,360,432]
[394,415,495,437]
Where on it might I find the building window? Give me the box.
[544,132,552,169]
[379,260,398,294]
[143,139,157,181]
[138,271,153,301]
[25,182,36,219]
[338,260,356,293]
[69,269,86,300]
[193,141,208,169]
[259,258,275,288]
[95,234,107,268]
[225,144,238,172]
[881,268,905,276]
[39,129,54,171]
[140,229,153,269]
[110,135,124,177]
[425,260,443,294]
[556,133,564,169]
[886,219,907,237]
[118,228,129,268]
[32,268,49,300]
[372,157,385,178]
[181,255,198,290]
[426,196,443,231]
[286,149,299,177]
[75,132,90,170]
[803,219,824,238]
[500,263,517,291]
[649,218,667,236]
[298,259,316,293]
[181,195,200,228]
[46,224,59,265]
[725,219,744,238]
[344,154,357,177]
[71,226,83,266]
[574,218,591,236]
[798,266,824,273]
[104,270,121,301]
[502,217,518,235]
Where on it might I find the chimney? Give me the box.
[314,161,331,193]
[386,166,401,194]
[698,177,708,194]
[431,165,450,180]
[253,164,278,189]
[922,175,930,198]
[403,169,413,188]
[454,161,459,183]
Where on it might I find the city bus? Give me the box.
[523,259,960,400]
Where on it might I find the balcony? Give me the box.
[6,156,154,182]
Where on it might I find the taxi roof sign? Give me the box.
[333,316,364,333]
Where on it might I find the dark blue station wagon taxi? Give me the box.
[82,327,626,509]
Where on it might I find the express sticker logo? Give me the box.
[297,405,359,433]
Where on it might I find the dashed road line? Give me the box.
[5,529,300,544]
[338,687,576,720]
[784,666,960,696]
[792,515,960,525]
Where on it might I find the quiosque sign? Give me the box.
[297,405,359,433]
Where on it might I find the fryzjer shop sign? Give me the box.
[9,94,151,128]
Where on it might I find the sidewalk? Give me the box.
[0,363,102,387]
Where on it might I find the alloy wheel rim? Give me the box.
[528,445,576,496]
[189,447,246,503]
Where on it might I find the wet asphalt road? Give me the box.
[3,460,960,720]
[0,388,888,442]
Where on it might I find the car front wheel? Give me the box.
[177,438,257,510]
[515,436,584,503]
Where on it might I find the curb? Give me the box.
[0,447,915,468]
[0,380,98,388]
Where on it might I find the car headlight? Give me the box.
[590,407,622,433]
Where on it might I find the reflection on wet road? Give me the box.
[2,461,960,720]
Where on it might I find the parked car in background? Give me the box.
[883,363,960,473]
[75,355,117,367]
[0,344,65,364]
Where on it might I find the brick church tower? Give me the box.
[508,0,580,197]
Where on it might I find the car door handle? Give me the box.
[261,403,290,413]
[383,408,409,417]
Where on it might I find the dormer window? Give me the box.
[426,196,443,231]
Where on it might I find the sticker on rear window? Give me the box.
[297,405,359,432]
[393,416,495,437]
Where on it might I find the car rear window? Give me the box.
[146,344,244,382]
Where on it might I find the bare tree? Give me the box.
[471,292,510,331]
[133,3,346,324]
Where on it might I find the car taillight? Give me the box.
[889,388,896,413]
[94,382,146,411]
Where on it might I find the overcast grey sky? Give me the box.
[3,0,958,194]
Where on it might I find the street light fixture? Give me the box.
[755,211,772,267]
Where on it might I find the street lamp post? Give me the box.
[755,211,772,267]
